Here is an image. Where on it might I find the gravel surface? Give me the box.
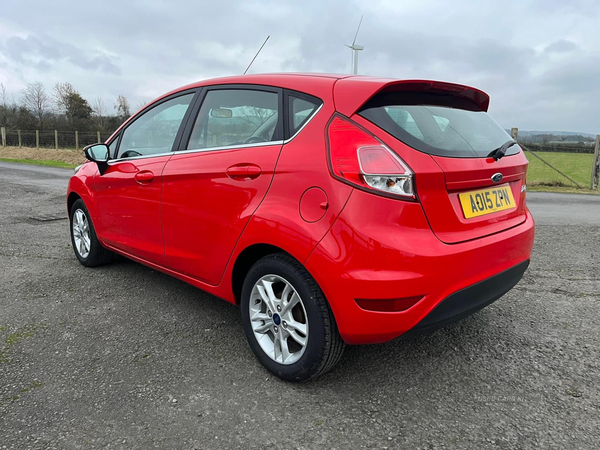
[0,163,599,449]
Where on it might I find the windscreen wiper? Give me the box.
[488,140,517,161]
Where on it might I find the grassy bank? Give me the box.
[0,147,86,166]
[0,158,77,169]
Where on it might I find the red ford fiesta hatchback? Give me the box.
[67,74,534,381]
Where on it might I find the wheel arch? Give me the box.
[231,243,303,305]
[67,192,82,216]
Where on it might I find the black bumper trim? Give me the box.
[407,259,530,336]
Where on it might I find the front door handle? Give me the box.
[135,170,154,184]
[226,164,262,180]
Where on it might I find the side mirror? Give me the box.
[210,108,233,118]
[83,143,109,175]
[83,143,109,163]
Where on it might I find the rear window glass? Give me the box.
[359,93,518,158]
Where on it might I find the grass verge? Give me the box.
[0,157,77,169]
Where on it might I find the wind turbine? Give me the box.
[346,16,364,75]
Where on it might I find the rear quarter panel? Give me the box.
[219,98,353,301]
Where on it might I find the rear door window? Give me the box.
[360,93,518,158]
[186,89,280,150]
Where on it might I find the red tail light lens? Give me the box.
[327,115,414,198]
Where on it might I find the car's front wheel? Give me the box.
[70,199,114,267]
[241,253,345,381]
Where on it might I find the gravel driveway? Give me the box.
[1,162,599,449]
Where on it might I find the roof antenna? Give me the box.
[244,35,270,75]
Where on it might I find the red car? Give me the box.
[67,74,534,381]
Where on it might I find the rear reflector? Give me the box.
[355,296,423,312]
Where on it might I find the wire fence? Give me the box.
[0,129,113,150]
[511,128,600,191]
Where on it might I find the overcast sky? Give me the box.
[1,0,598,134]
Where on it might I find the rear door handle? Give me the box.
[226,164,262,180]
[135,170,154,184]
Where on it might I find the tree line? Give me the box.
[0,81,135,133]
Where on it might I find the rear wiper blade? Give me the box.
[488,140,517,161]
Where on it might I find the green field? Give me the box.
[525,151,596,193]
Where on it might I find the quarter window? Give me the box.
[118,93,194,159]
[108,134,120,158]
[187,89,279,150]
[289,96,320,136]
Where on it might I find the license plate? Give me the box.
[459,184,516,219]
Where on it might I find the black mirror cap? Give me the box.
[83,143,109,163]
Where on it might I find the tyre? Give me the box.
[241,253,345,381]
[70,199,114,267]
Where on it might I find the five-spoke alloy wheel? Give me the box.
[69,199,114,267]
[72,208,91,259]
[241,253,345,382]
[249,274,309,365]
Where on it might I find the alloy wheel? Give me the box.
[72,209,91,259]
[249,274,309,365]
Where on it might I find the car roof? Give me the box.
[146,73,490,117]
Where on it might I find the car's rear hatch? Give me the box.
[335,78,528,244]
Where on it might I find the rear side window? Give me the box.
[289,96,320,136]
[359,92,517,158]
[187,89,279,150]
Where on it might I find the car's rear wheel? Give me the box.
[70,199,114,267]
[241,253,345,381]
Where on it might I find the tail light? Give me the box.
[327,115,415,198]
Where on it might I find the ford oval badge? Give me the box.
[491,173,503,183]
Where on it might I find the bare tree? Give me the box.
[53,82,75,113]
[22,82,50,129]
[115,94,131,119]
[92,96,107,130]
[134,100,148,112]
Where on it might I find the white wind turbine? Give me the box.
[346,16,364,75]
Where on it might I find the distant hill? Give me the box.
[505,130,596,139]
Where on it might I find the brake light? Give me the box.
[327,115,414,198]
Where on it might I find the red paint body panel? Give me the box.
[161,144,283,286]
[93,156,171,265]
[67,73,534,345]
[305,189,535,344]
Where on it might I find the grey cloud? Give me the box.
[1,34,121,75]
[544,39,578,53]
[0,0,599,133]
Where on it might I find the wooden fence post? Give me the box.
[591,135,600,190]
[97,131,101,143]
[54,130,58,150]
[75,130,79,150]
[18,130,22,147]
[511,127,518,140]
[36,130,39,149]
[1,127,5,147]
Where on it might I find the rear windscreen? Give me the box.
[359,92,518,158]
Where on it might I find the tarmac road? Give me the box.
[0,162,599,449]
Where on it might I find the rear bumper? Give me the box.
[305,189,535,344]
[406,259,529,336]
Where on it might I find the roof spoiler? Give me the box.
[334,78,490,116]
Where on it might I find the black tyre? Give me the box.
[70,199,114,267]
[241,253,345,382]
